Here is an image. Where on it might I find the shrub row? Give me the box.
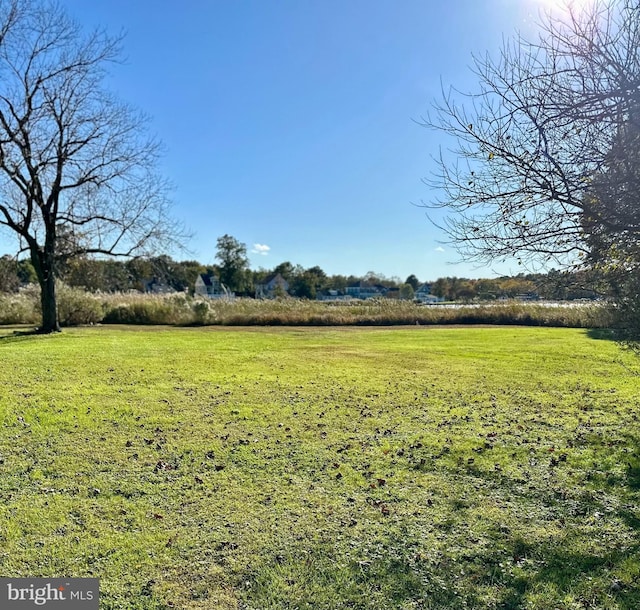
[0,285,615,329]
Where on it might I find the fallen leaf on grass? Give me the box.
[154,460,176,472]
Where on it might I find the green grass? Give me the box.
[0,326,638,609]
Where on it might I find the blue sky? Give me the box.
[3,0,557,282]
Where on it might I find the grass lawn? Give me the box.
[0,325,638,609]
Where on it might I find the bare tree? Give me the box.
[0,0,185,332]
[424,0,640,272]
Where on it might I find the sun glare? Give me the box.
[534,0,595,10]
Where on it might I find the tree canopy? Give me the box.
[215,234,250,293]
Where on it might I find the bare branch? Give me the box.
[424,0,640,271]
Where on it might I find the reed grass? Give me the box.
[0,286,613,328]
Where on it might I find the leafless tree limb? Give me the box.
[423,0,640,271]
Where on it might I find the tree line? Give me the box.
[0,232,607,302]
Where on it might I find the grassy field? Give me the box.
[0,325,638,609]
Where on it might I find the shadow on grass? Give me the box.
[458,451,640,609]
[586,328,617,341]
[242,524,640,609]
[240,531,430,610]
[236,428,640,609]
[0,327,49,344]
[588,327,640,355]
[497,541,640,610]
[626,464,640,492]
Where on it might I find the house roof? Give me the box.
[260,272,286,285]
[199,273,218,287]
[347,281,387,291]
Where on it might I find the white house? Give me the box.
[415,283,441,303]
[195,273,231,299]
[345,281,387,300]
[256,273,289,299]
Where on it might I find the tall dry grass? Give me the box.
[0,285,614,328]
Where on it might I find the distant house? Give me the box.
[345,282,387,300]
[195,273,231,299]
[415,283,441,303]
[256,273,289,299]
[144,277,174,294]
[515,293,539,301]
[317,289,349,301]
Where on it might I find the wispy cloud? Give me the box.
[435,246,445,253]
[251,243,271,256]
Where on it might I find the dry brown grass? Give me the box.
[0,285,613,329]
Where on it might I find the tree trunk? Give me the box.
[39,266,60,333]
[31,239,60,333]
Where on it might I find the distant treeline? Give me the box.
[0,254,606,301]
